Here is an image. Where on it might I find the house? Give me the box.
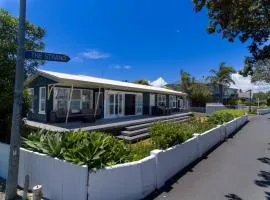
[25,70,187,123]
[207,83,238,103]
[167,80,238,105]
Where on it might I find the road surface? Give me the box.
[147,114,270,200]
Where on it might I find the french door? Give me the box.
[105,91,124,118]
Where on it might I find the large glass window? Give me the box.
[55,88,69,111]
[136,94,143,114]
[54,87,93,112]
[169,95,177,108]
[157,94,166,107]
[82,89,93,110]
[39,87,46,114]
[71,89,81,112]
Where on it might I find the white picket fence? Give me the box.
[0,115,248,200]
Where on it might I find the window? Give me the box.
[169,95,177,108]
[39,87,46,114]
[136,94,143,115]
[53,87,93,113]
[54,88,69,112]
[71,89,81,113]
[82,89,93,110]
[28,88,34,112]
[157,94,166,107]
[177,97,183,108]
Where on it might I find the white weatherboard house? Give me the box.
[25,70,187,123]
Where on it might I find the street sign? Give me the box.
[25,50,70,62]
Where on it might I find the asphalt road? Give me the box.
[148,114,270,200]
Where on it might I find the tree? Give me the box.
[250,59,270,83]
[180,70,212,106]
[180,70,195,94]
[0,9,46,142]
[133,79,150,85]
[193,0,270,80]
[206,63,236,103]
[189,83,212,107]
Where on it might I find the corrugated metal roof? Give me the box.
[31,70,186,96]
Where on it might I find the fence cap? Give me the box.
[33,185,42,191]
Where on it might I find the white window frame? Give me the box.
[39,87,46,114]
[157,94,166,107]
[53,87,93,112]
[104,90,143,118]
[135,93,143,115]
[81,89,93,110]
[169,95,177,108]
[28,88,34,112]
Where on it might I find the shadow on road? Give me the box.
[224,193,243,200]
[255,157,270,188]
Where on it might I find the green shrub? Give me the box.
[150,120,215,149]
[22,119,220,168]
[209,109,246,125]
[22,130,130,170]
[22,129,65,158]
[129,139,155,161]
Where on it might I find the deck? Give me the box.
[24,112,193,133]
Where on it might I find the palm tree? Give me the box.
[206,62,236,103]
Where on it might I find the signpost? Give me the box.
[25,51,70,62]
[5,1,70,199]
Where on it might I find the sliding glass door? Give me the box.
[105,91,124,118]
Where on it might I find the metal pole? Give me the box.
[5,0,26,199]
[66,85,73,124]
[249,90,252,112]
[94,87,101,118]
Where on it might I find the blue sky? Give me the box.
[1,0,251,83]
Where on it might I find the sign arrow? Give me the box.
[25,50,70,62]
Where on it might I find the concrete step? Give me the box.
[121,128,149,137]
[117,133,150,142]
[125,116,191,131]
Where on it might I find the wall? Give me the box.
[88,155,156,200]
[205,103,225,115]
[257,108,270,115]
[151,136,199,188]
[198,125,224,155]
[28,75,57,122]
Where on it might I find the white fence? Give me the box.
[0,142,9,179]
[257,108,270,115]
[0,115,248,200]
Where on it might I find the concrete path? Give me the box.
[148,114,270,200]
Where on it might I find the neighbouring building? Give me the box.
[25,70,187,123]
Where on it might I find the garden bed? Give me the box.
[0,109,248,200]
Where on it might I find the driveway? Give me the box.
[147,114,270,200]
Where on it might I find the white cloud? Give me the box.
[231,73,270,92]
[70,56,83,63]
[123,65,132,69]
[109,64,132,70]
[81,49,110,60]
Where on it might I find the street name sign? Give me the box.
[25,50,70,62]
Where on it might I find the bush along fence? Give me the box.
[0,110,248,200]
[257,108,270,115]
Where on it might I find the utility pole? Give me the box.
[249,90,252,112]
[5,0,26,199]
